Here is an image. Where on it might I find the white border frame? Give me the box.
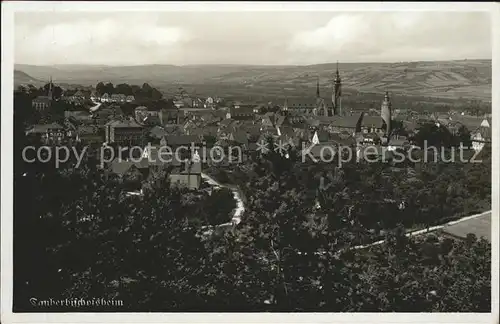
[2,2,499,324]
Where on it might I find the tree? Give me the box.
[104,82,115,95]
[412,122,454,148]
[390,119,408,137]
[455,125,472,148]
[96,82,106,96]
[116,83,133,96]
[141,83,153,98]
[151,88,163,101]
[40,82,63,100]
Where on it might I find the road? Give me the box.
[201,172,244,226]
[89,101,102,112]
[200,173,491,252]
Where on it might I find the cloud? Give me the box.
[287,12,491,64]
[14,12,491,65]
[15,15,189,65]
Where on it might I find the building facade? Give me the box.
[105,118,144,145]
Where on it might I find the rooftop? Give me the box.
[106,118,143,128]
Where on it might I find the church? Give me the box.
[282,62,343,117]
[278,63,394,139]
[32,77,54,112]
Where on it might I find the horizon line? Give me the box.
[13,58,493,68]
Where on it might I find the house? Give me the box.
[107,146,172,191]
[192,126,219,146]
[118,94,127,103]
[182,119,201,135]
[159,108,181,125]
[73,90,86,100]
[126,95,135,103]
[232,101,242,109]
[75,125,103,145]
[25,122,65,144]
[134,106,161,125]
[101,93,110,103]
[228,131,249,146]
[105,118,144,145]
[110,94,121,102]
[90,91,99,102]
[471,127,492,152]
[142,114,161,126]
[64,111,93,124]
[437,115,491,136]
[192,98,204,108]
[147,126,166,141]
[173,100,185,109]
[93,106,123,126]
[357,132,381,145]
[164,135,202,148]
[135,106,149,123]
[387,136,409,151]
[168,152,202,190]
[228,106,255,121]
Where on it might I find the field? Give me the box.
[14,59,492,102]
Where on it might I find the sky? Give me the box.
[14,11,492,66]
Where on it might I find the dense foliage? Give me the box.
[14,144,491,312]
[95,82,163,101]
[13,94,491,312]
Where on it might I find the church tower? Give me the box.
[316,76,320,98]
[381,91,392,137]
[332,62,342,116]
[48,76,53,100]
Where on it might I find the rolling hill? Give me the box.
[14,70,43,87]
[14,59,492,101]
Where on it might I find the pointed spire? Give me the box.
[355,112,364,133]
[334,61,341,84]
[48,75,53,100]
[316,75,320,98]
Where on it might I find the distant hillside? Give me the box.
[14,59,492,101]
[14,70,43,87]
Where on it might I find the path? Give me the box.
[201,172,245,226]
[296,210,493,256]
[199,172,491,252]
[89,101,102,112]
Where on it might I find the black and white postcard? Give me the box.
[1,2,498,324]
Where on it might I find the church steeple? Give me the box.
[381,90,392,138]
[48,76,53,100]
[316,76,320,98]
[334,61,340,81]
[332,61,342,116]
